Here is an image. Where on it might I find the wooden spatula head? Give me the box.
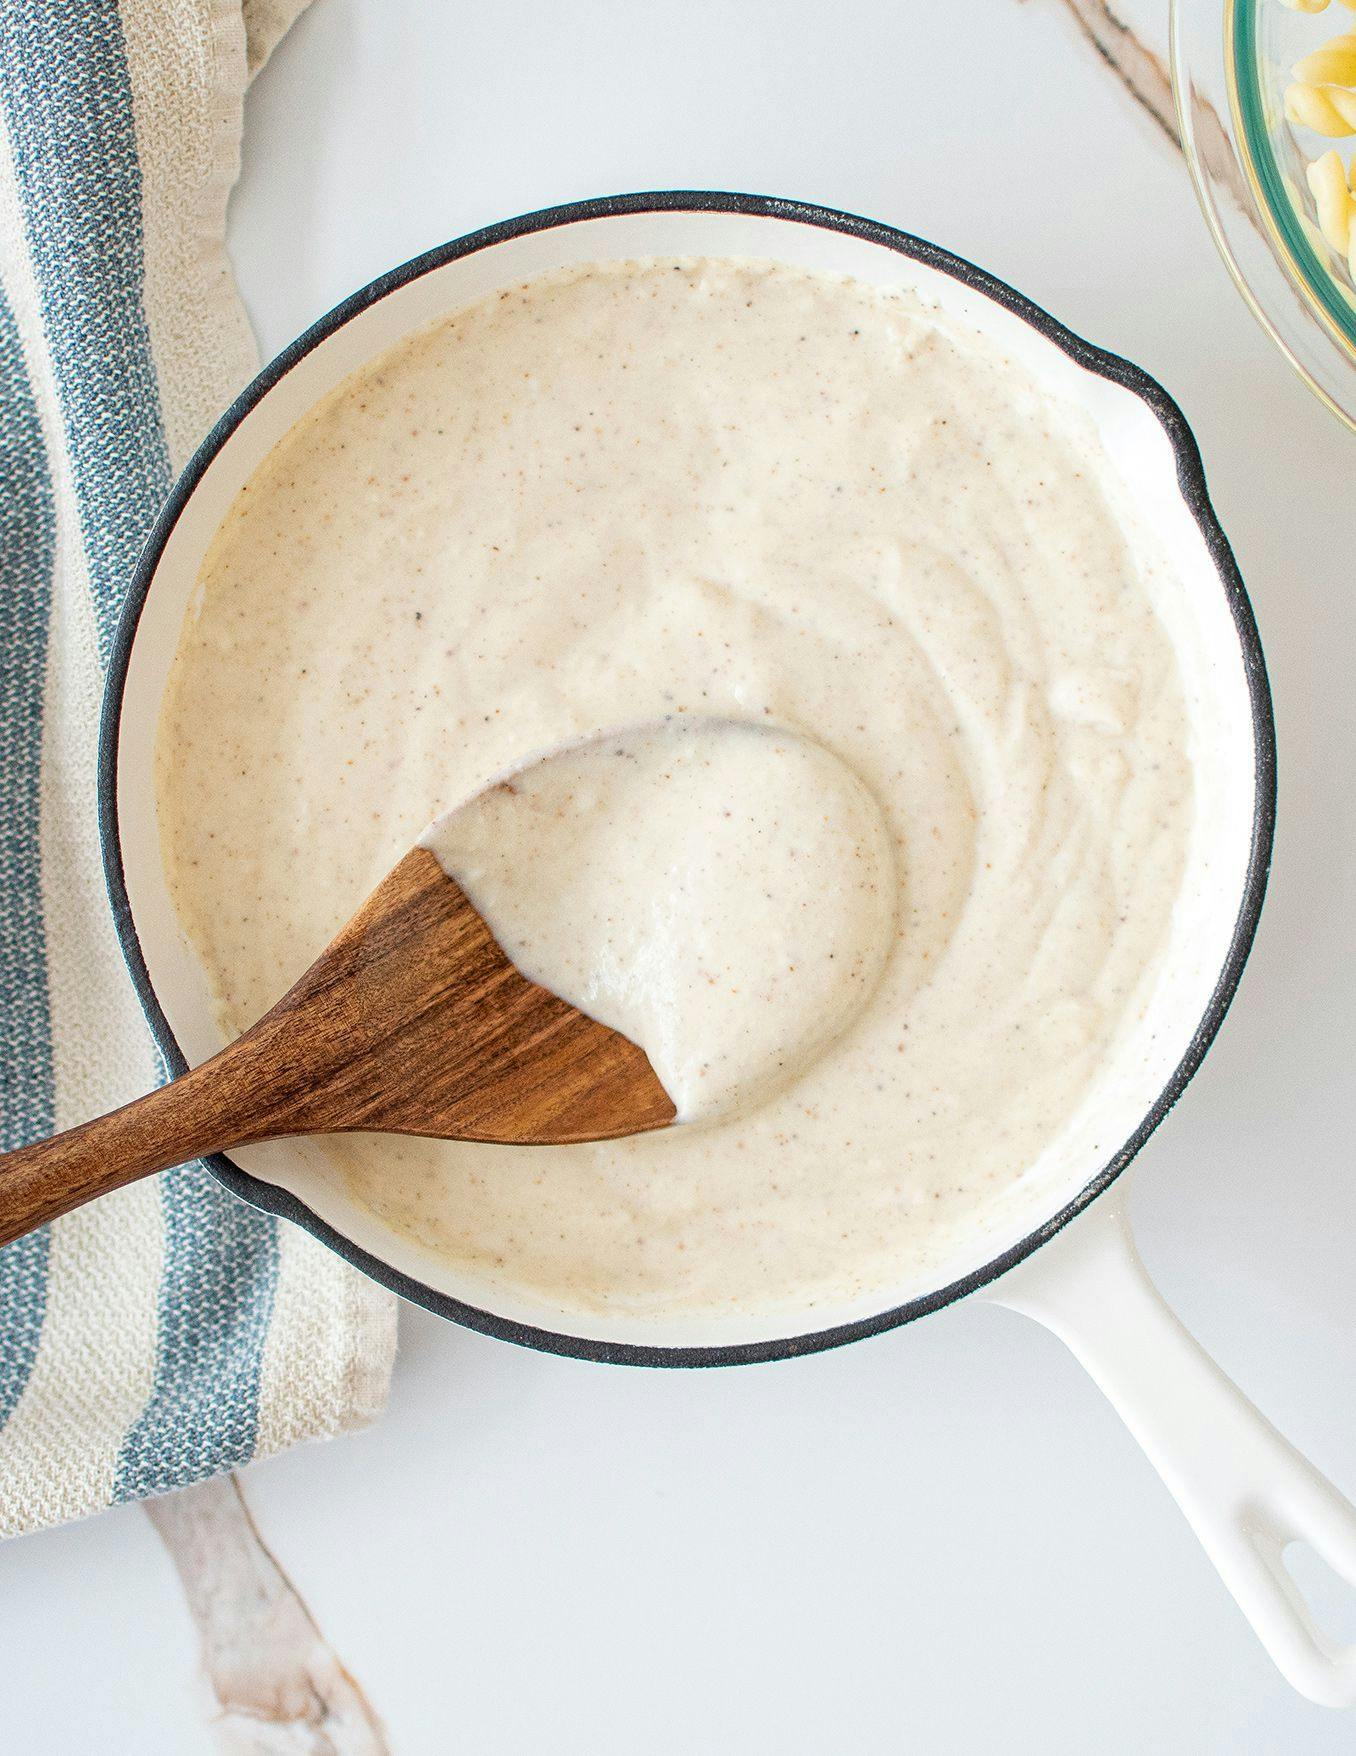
[0,847,676,1250]
[274,846,678,1145]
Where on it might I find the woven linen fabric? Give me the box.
[0,0,396,1539]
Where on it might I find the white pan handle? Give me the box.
[982,1194,1356,1707]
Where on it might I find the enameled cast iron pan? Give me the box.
[99,193,1356,1705]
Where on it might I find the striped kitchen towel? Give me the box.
[0,0,396,1539]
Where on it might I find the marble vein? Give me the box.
[146,1474,389,1755]
[1031,0,1253,210]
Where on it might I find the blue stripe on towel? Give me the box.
[114,1172,281,1498]
[0,0,280,1490]
[0,0,169,662]
[0,286,56,1427]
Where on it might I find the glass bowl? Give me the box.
[1172,0,1356,431]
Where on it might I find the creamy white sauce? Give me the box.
[421,719,895,1122]
[156,257,1194,1320]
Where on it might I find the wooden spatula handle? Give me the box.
[0,1059,249,1246]
[0,906,388,1245]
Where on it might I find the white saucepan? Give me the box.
[100,193,1356,1706]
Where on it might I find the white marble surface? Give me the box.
[5,1,1356,1749]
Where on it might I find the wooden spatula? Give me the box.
[0,847,677,1250]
